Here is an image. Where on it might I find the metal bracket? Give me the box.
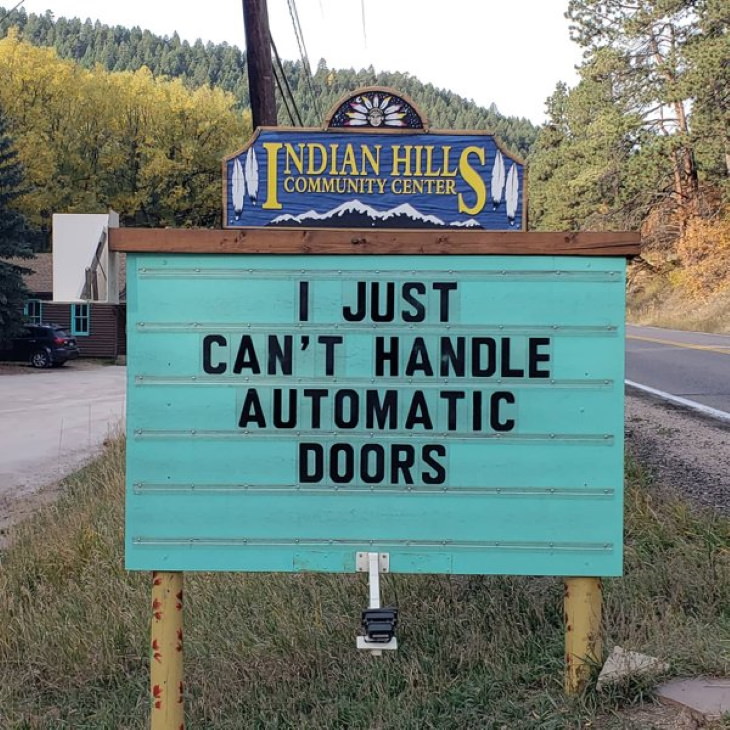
[356,552,390,573]
[356,551,398,654]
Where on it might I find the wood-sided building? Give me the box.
[13,251,127,359]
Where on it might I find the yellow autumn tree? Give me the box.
[0,31,88,224]
[105,69,251,226]
[0,32,250,231]
[672,211,730,300]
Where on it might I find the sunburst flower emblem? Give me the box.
[345,93,407,127]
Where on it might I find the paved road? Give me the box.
[626,324,730,417]
[0,363,126,509]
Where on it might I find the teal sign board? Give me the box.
[125,254,625,575]
[223,88,525,231]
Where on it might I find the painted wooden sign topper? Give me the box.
[223,87,525,231]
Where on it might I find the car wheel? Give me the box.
[30,350,51,368]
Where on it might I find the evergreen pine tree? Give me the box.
[0,107,35,342]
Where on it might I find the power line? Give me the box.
[286,0,322,122]
[286,0,311,73]
[0,0,25,25]
[360,0,368,48]
[271,62,296,125]
[270,34,302,126]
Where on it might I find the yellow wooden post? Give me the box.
[151,571,184,730]
[564,577,602,694]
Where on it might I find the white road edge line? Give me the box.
[625,380,730,423]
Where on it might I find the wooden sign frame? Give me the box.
[110,228,639,256]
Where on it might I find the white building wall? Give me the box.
[52,211,119,303]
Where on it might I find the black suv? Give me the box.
[0,323,81,368]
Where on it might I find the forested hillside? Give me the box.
[0,30,249,234]
[0,3,727,331]
[0,6,536,241]
[529,0,728,330]
[0,7,537,156]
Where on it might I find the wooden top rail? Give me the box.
[109,228,640,257]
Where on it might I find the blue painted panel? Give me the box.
[126,254,625,575]
[224,130,525,230]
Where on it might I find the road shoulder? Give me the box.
[625,389,730,515]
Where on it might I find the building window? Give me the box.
[71,303,90,336]
[24,299,43,324]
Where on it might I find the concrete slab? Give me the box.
[657,677,730,720]
[597,646,670,689]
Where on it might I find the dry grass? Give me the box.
[628,209,730,333]
[627,281,730,334]
[0,439,727,729]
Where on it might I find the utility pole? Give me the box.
[242,0,278,127]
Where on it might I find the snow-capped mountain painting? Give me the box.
[268,200,485,230]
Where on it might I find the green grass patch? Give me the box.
[0,439,728,728]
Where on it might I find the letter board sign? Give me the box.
[125,253,625,575]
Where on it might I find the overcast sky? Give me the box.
[12,0,582,123]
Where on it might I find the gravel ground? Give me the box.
[625,389,730,515]
[0,359,106,375]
